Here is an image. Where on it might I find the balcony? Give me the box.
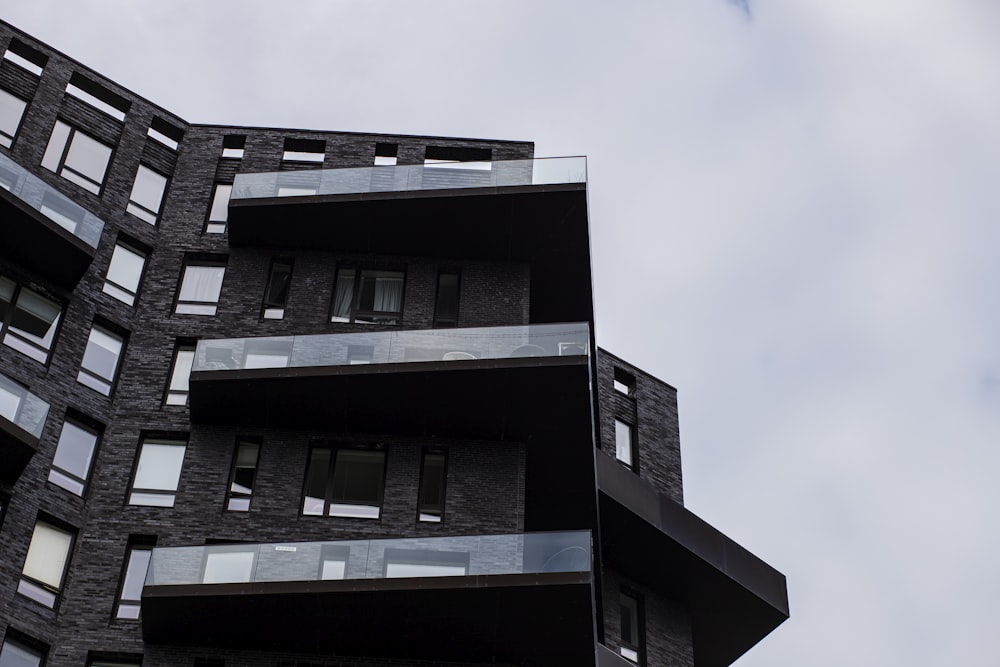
[227,157,592,324]
[597,455,789,667]
[0,371,49,484]
[0,152,105,291]
[142,531,596,665]
[189,323,593,441]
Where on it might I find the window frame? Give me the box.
[127,437,187,507]
[261,259,293,320]
[47,415,101,497]
[18,518,76,608]
[0,87,29,148]
[164,341,195,406]
[417,448,448,523]
[40,120,114,195]
[433,271,460,328]
[0,276,63,365]
[614,418,637,470]
[175,259,227,316]
[614,368,636,397]
[329,267,405,326]
[204,182,232,234]
[225,438,261,512]
[125,164,169,225]
[619,588,646,665]
[0,633,47,667]
[77,324,126,396]
[113,537,155,620]
[301,443,387,520]
[102,239,148,307]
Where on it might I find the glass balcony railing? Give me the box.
[0,152,105,248]
[0,372,49,439]
[146,531,591,587]
[193,323,589,373]
[230,156,586,202]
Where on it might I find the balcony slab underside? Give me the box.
[0,418,37,485]
[0,188,95,291]
[597,456,789,667]
[142,572,596,665]
[190,356,592,441]
[228,185,593,325]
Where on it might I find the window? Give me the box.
[18,519,75,607]
[164,343,195,406]
[261,260,293,319]
[0,635,45,667]
[0,277,62,364]
[226,439,260,511]
[383,548,468,578]
[303,445,385,519]
[115,538,154,619]
[619,590,645,664]
[222,134,245,159]
[614,368,635,396]
[147,117,182,150]
[205,183,232,233]
[48,417,100,496]
[77,325,125,396]
[0,88,28,148]
[615,419,635,469]
[374,142,398,166]
[330,268,404,325]
[126,165,168,224]
[424,145,492,170]
[202,544,256,584]
[417,449,447,522]
[433,272,459,328]
[175,261,226,315]
[65,74,129,121]
[103,241,147,306]
[41,121,113,195]
[128,438,186,507]
[3,38,47,76]
[282,137,325,163]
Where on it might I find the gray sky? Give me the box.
[6,2,1000,665]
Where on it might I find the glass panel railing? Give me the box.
[0,371,49,439]
[192,323,589,373]
[145,531,591,587]
[230,156,586,202]
[0,152,105,248]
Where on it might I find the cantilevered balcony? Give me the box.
[189,323,593,440]
[0,152,105,291]
[142,531,596,665]
[0,371,49,484]
[227,157,592,324]
[596,455,789,667]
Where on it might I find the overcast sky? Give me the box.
[6,2,1000,665]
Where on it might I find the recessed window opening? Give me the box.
[126,164,168,224]
[374,142,398,166]
[205,183,232,233]
[147,117,183,150]
[165,342,195,406]
[77,325,125,396]
[65,73,129,121]
[614,368,635,397]
[0,633,47,667]
[226,439,260,512]
[103,240,147,306]
[48,416,101,496]
[18,519,75,607]
[41,121,113,194]
[175,260,227,316]
[222,134,246,159]
[433,272,459,328]
[303,445,386,519]
[282,137,325,163]
[424,145,492,170]
[0,276,62,364]
[619,590,645,664]
[331,268,404,325]
[0,88,28,148]
[262,259,293,320]
[3,39,48,76]
[417,449,447,522]
[615,418,635,469]
[115,537,155,620]
[128,437,187,507]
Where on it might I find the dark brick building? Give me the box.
[0,19,787,667]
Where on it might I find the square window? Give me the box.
[261,260,293,320]
[126,165,168,224]
[614,368,635,396]
[619,590,645,664]
[615,419,635,469]
[128,438,186,507]
[205,183,232,234]
[18,520,75,608]
[0,88,28,148]
[0,635,45,667]
[103,241,147,306]
[115,539,154,620]
[78,325,125,396]
[417,450,447,522]
[222,134,245,159]
[41,121,113,195]
[164,343,195,406]
[330,268,404,325]
[0,276,62,364]
[303,446,385,519]
[175,261,226,316]
[226,439,260,512]
[374,142,398,166]
[48,418,100,496]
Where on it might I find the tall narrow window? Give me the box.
[164,343,195,406]
[417,449,447,522]
[103,241,147,306]
[615,418,635,469]
[18,520,75,608]
[205,183,232,234]
[433,272,459,328]
[0,635,45,667]
[48,417,100,496]
[0,277,62,364]
[126,165,168,224]
[261,260,293,320]
[115,538,154,620]
[330,268,404,325]
[226,439,260,511]
[128,438,186,507]
[619,591,645,664]
[303,445,385,519]
[175,261,226,315]
[0,88,28,148]
[78,326,125,396]
[41,121,113,195]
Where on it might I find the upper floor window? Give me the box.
[164,342,195,406]
[614,368,635,397]
[128,437,187,507]
[147,117,183,151]
[77,325,125,396]
[303,445,385,519]
[262,259,293,320]
[433,272,459,328]
[65,74,129,122]
[374,142,398,166]
[205,183,232,234]
[615,418,635,469]
[282,137,325,164]
[3,38,47,76]
[114,538,155,619]
[0,276,62,364]
[226,439,260,512]
[330,268,404,325]
[126,164,168,224]
[103,241,147,307]
[18,519,75,608]
[41,121,113,195]
[176,261,226,316]
[222,134,246,159]
[48,417,100,496]
[0,88,28,148]
[0,634,46,667]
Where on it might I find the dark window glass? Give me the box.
[418,450,447,522]
[262,260,293,319]
[226,440,260,512]
[614,368,636,396]
[303,446,385,519]
[433,272,459,328]
[619,591,644,664]
[331,269,404,325]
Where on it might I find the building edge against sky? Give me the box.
[0,18,787,667]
